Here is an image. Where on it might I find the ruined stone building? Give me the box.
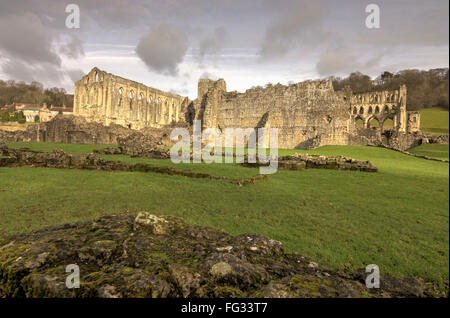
[194,78,420,148]
[74,68,190,129]
[350,87,420,134]
[74,67,421,149]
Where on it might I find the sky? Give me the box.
[0,0,448,99]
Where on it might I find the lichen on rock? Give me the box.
[0,213,430,298]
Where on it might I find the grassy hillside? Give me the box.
[419,107,449,135]
[1,142,448,291]
[409,144,449,160]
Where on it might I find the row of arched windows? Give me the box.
[117,87,165,105]
[352,105,395,116]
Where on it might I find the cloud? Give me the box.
[60,36,85,59]
[316,47,359,76]
[1,59,63,84]
[0,12,61,66]
[66,69,86,83]
[196,27,227,62]
[199,72,218,80]
[259,0,328,60]
[136,24,188,76]
[316,46,383,77]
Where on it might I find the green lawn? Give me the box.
[409,144,449,161]
[419,107,449,136]
[1,142,449,292]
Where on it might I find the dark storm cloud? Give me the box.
[135,24,188,76]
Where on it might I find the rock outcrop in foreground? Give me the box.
[0,213,428,298]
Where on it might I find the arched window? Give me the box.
[353,107,357,115]
[359,107,364,114]
[368,106,373,114]
[355,117,364,129]
[129,91,133,99]
[156,97,160,104]
[383,106,389,114]
[375,106,380,113]
[148,96,152,104]
[382,118,394,131]
[118,87,123,96]
[368,117,379,129]
[95,72,98,82]
[139,93,143,101]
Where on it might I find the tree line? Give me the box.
[330,68,449,111]
[0,80,74,108]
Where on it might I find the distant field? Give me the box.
[419,107,449,135]
[409,144,449,160]
[1,141,448,292]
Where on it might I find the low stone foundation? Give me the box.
[242,153,378,172]
[0,143,266,186]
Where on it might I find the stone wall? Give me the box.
[193,78,420,149]
[195,79,351,149]
[349,85,410,133]
[74,67,190,129]
[0,115,135,145]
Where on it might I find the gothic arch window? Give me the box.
[129,91,134,110]
[148,96,152,104]
[359,107,364,114]
[375,106,380,113]
[355,116,364,129]
[368,117,380,129]
[383,106,389,114]
[139,93,143,101]
[118,87,123,107]
[353,107,357,115]
[382,117,394,131]
[368,106,373,114]
[95,72,98,82]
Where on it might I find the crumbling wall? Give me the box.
[349,85,413,133]
[74,67,190,130]
[195,79,351,149]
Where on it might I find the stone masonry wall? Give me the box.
[74,67,190,130]
[196,79,351,149]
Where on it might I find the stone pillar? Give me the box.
[398,85,407,133]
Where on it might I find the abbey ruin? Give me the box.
[74,67,421,149]
[74,68,190,129]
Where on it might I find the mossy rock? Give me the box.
[0,213,427,298]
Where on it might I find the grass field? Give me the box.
[1,141,448,291]
[419,107,449,136]
[409,144,449,161]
